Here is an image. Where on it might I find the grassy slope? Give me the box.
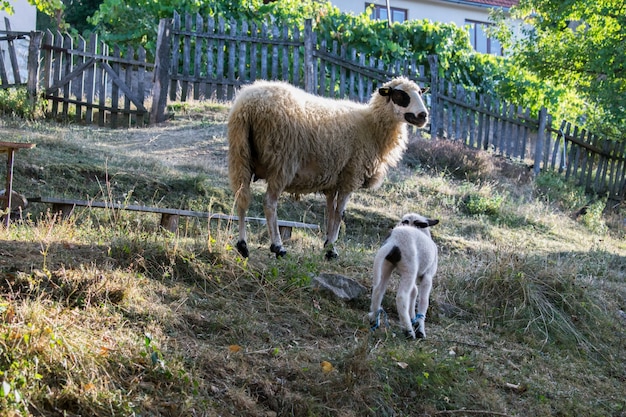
[0,107,625,417]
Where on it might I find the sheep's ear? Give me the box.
[379,87,392,97]
[428,219,439,227]
[401,219,410,225]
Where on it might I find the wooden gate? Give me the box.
[36,31,153,128]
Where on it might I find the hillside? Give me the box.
[0,105,625,417]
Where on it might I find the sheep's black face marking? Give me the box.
[405,112,428,126]
[385,245,402,264]
[402,218,439,229]
[378,87,410,107]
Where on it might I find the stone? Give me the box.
[311,273,367,301]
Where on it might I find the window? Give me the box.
[367,3,407,23]
[466,20,502,56]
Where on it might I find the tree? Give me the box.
[503,0,626,135]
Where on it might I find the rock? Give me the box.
[311,273,367,301]
[0,189,28,212]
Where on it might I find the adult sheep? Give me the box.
[228,77,428,259]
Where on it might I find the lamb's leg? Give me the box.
[323,191,351,259]
[412,275,433,338]
[369,257,393,329]
[264,189,287,258]
[397,275,417,339]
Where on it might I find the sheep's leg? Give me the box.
[369,257,394,329]
[264,189,287,258]
[236,201,249,258]
[412,275,433,339]
[323,192,351,259]
[397,274,417,339]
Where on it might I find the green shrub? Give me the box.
[534,171,587,211]
[464,193,503,216]
[0,88,46,120]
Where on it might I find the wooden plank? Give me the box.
[97,40,108,126]
[51,31,63,117]
[227,19,237,99]
[74,36,86,122]
[123,45,134,127]
[271,24,279,80]
[169,11,181,101]
[292,25,300,86]
[193,13,204,100]
[205,17,216,100]
[282,25,289,82]
[136,46,147,126]
[180,12,192,101]
[30,196,320,231]
[61,33,72,117]
[4,19,21,85]
[216,17,226,100]
[110,45,121,128]
[238,20,248,82]
[84,33,96,124]
[101,62,148,112]
[27,31,44,103]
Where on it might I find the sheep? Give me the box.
[227,77,428,259]
[368,213,439,339]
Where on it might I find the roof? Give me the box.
[470,0,519,7]
[440,0,519,8]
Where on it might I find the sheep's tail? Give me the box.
[228,110,253,213]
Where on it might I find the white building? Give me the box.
[331,0,519,55]
[0,0,37,84]
[1,0,36,32]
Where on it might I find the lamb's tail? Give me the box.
[227,109,253,212]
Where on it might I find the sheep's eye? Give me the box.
[402,220,409,224]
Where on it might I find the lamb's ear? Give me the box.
[428,219,440,227]
[413,220,430,228]
[401,219,410,225]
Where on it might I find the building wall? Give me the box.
[0,0,36,84]
[1,0,37,32]
[332,0,497,26]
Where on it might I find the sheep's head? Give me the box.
[400,213,439,237]
[378,77,429,127]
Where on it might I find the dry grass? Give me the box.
[0,108,625,417]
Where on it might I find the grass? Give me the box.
[0,105,625,417]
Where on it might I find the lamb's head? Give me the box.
[378,77,429,127]
[400,213,439,238]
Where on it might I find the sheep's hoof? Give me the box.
[236,240,249,258]
[404,329,416,340]
[270,244,287,258]
[416,331,425,339]
[324,249,338,260]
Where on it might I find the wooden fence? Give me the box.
[428,56,626,202]
[151,11,427,116]
[7,12,626,202]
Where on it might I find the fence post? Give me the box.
[303,18,314,94]
[534,107,547,175]
[27,31,43,110]
[151,18,172,124]
[427,55,439,139]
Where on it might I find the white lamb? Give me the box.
[369,213,439,339]
[228,77,428,259]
